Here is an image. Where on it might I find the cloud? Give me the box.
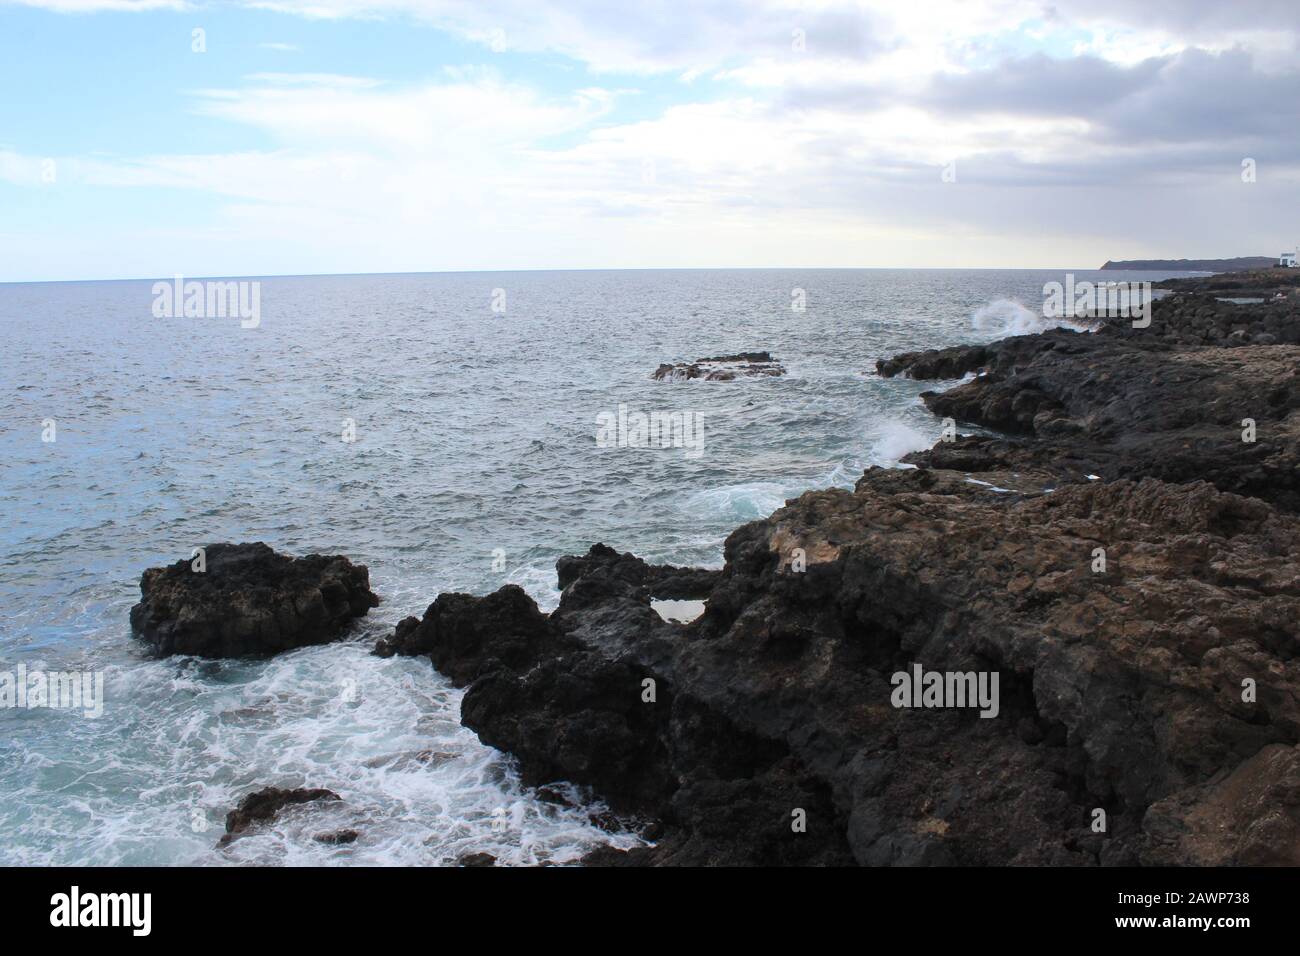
[922,54,1169,117]
[226,0,1300,75]
[0,150,50,185]
[236,0,898,73]
[4,0,1299,279]
[186,70,616,153]
[5,0,186,11]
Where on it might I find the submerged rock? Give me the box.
[218,786,341,845]
[653,352,786,381]
[130,542,378,658]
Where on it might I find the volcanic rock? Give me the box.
[379,287,1300,866]
[653,352,786,381]
[556,543,719,597]
[219,786,341,845]
[130,542,378,658]
[384,474,1300,865]
[876,300,1300,512]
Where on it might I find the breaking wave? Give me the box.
[971,297,1087,338]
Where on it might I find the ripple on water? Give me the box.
[0,268,1188,863]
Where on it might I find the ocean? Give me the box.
[0,267,1184,864]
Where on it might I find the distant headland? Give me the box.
[1100,256,1275,272]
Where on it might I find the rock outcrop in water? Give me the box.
[653,352,786,381]
[379,276,1300,866]
[219,786,341,845]
[130,542,378,658]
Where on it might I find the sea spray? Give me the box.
[870,420,932,465]
[972,297,1087,337]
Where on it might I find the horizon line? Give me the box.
[0,264,1223,286]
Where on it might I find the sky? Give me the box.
[1,0,1298,281]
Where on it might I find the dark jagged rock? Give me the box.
[876,344,989,380]
[875,296,1300,512]
[385,475,1300,866]
[130,542,378,658]
[372,585,552,674]
[556,543,719,598]
[456,852,497,867]
[218,786,341,845]
[653,352,786,381]
[1155,267,1300,301]
[920,339,1300,511]
[313,828,359,845]
[1141,743,1300,865]
[1106,290,1300,347]
[382,289,1300,866]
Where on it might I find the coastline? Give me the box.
[130,269,1300,865]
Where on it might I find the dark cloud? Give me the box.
[1098,48,1300,149]
[922,53,1168,116]
[923,46,1300,165]
[1050,0,1300,34]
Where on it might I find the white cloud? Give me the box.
[6,0,186,11]
[38,48,1296,273]
[224,0,1300,75]
[0,150,47,185]
[186,70,616,153]
[4,0,1299,278]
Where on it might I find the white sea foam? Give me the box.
[505,563,563,612]
[685,483,788,521]
[869,420,933,466]
[2,268,1117,865]
[0,642,641,866]
[971,297,1088,338]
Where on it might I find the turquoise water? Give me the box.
[0,267,1183,864]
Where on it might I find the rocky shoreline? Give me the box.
[132,270,1300,865]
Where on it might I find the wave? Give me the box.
[971,297,1088,338]
[868,419,933,466]
[0,643,641,866]
[684,483,789,521]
